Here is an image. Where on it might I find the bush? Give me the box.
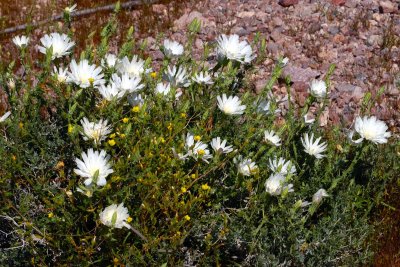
[0,10,398,266]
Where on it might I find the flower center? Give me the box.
[223,104,235,114]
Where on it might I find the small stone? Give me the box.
[331,0,346,6]
[279,0,299,7]
[379,1,398,13]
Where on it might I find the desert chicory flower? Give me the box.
[111,73,144,93]
[349,116,391,144]
[12,35,29,48]
[80,117,112,145]
[268,157,296,175]
[99,203,131,229]
[312,188,329,204]
[309,80,327,98]
[117,55,147,78]
[264,130,281,146]
[67,59,104,88]
[163,39,184,58]
[192,72,213,85]
[216,34,254,63]
[101,53,118,68]
[127,93,145,107]
[234,155,258,176]
[184,133,212,163]
[53,66,68,83]
[38,33,75,59]
[74,149,113,187]
[164,65,191,87]
[211,137,233,154]
[64,4,77,13]
[217,94,246,115]
[97,83,125,101]
[256,100,280,115]
[301,133,327,159]
[0,111,11,123]
[265,173,294,196]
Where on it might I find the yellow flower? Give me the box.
[201,184,211,190]
[150,72,157,78]
[127,216,133,223]
[68,124,74,133]
[180,112,187,118]
[160,137,165,143]
[119,133,126,139]
[122,117,129,123]
[108,139,116,146]
[48,212,54,218]
[197,149,205,156]
[191,174,196,179]
[181,187,187,193]
[184,215,190,221]
[11,155,16,161]
[88,77,95,85]
[194,135,201,141]
[110,133,116,139]
[19,122,24,129]
[132,106,140,113]
[167,123,173,131]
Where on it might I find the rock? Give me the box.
[379,1,398,13]
[173,11,214,31]
[331,0,346,6]
[152,4,167,15]
[282,66,320,83]
[366,34,383,47]
[237,11,255,18]
[278,0,299,7]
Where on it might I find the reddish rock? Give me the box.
[278,0,299,7]
[331,0,346,6]
[379,1,398,13]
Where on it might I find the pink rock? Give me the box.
[278,0,299,7]
[379,1,398,13]
[331,0,346,6]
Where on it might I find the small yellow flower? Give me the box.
[184,215,190,221]
[150,72,157,78]
[336,144,343,152]
[105,184,111,189]
[11,155,16,161]
[122,117,129,123]
[180,200,185,205]
[113,258,119,264]
[201,184,211,190]
[48,212,54,218]
[119,133,126,139]
[180,112,187,118]
[19,122,24,129]
[181,187,187,193]
[167,123,173,131]
[160,137,166,143]
[194,135,201,141]
[197,149,205,156]
[191,174,196,179]
[88,77,95,85]
[110,133,116,139]
[131,106,140,113]
[108,139,116,146]
[127,216,133,223]
[68,124,74,133]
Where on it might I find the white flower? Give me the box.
[268,157,296,175]
[256,100,280,115]
[216,34,254,63]
[264,130,281,146]
[12,35,29,48]
[163,39,184,58]
[38,33,75,59]
[0,111,11,122]
[304,113,315,124]
[309,80,327,98]
[97,83,125,101]
[211,137,233,154]
[117,56,147,78]
[184,133,212,163]
[350,116,391,144]
[7,79,15,90]
[111,73,144,93]
[64,4,77,13]
[217,94,246,115]
[155,82,171,95]
[80,117,112,145]
[67,59,105,88]
[101,53,118,68]
[312,188,329,204]
[127,93,145,107]
[74,149,113,187]
[192,72,213,85]
[164,65,191,87]
[282,57,289,65]
[265,173,294,196]
[234,155,258,176]
[301,133,327,159]
[99,203,131,229]
[53,66,68,83]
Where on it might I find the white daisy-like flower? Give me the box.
[164,65,191,87]
[80,117,112,145]
[7,79,15,90]
[265,173,294,196]
[216,34,254,63]
[211,137,233,154]
[0,111,11,123]
[117,55,147,78]
[281,57,289,65]
[304,113,315,124]
[111,73,144,93]
[217,94,246,115]
[312,188,329,204]
[192,71,213,85]
[309,80,327,98]
[74,149,113,187]
[184,133,212,163]
[97,83,125,101]
[12,35,29,48]
[155,82,171,96]
[53,66,68,83]
[99,203,131,229]
[101,53,118,68]
[256,100,281,115]
[172,147,189,161]
[38,33,75,59]
[67,59,105,88]
[264,130,281,146]
[349,116,391,144]
[268,157,296,175]
[127,93,145,107]
[163,39,184,58]
[234,155,258,176]
[64,4,77,13]
[301,133,327,159]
